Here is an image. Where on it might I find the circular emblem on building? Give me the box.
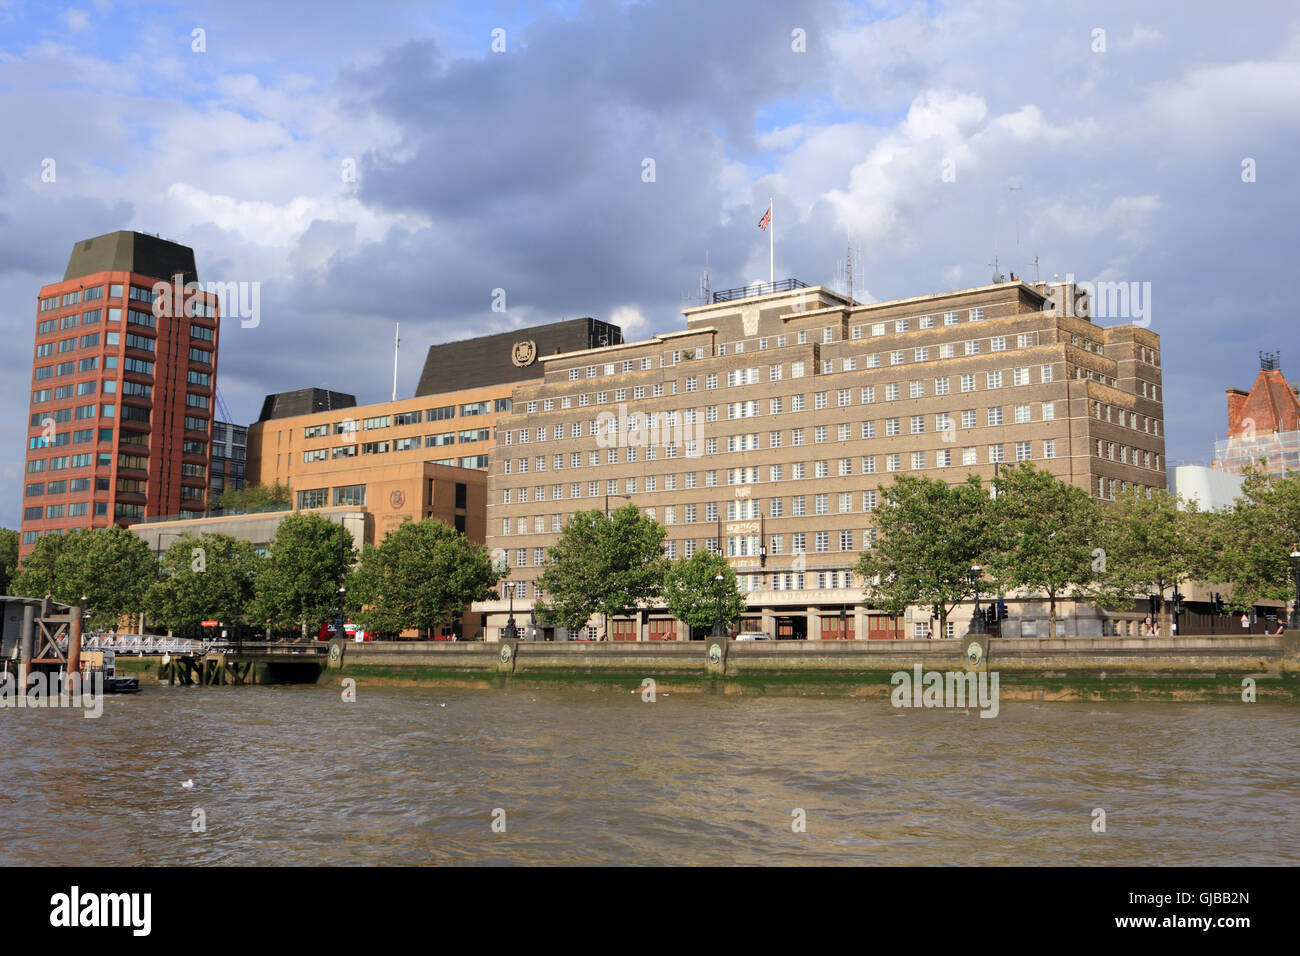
[390,490,405,509]
[511,339,537,368]
[329,643,341,663]
[708,642,722,665]
[499,643,513,664]
[966,640,984,667]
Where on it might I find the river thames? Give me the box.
[1,683,1295,865]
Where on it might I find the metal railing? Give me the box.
[137,503,291,525]
[711,278,809,303]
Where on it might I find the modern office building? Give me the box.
[247,319,626,504]
[20,231,220,558]
[478,277,1167,641]
[209,420,248,508]
[1214,352,1300,476]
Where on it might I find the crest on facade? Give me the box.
[512,339,537,367]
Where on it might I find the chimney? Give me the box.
[1226,387,1249,433]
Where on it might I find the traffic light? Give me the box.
[984,604,997,627]
[996,597,1008,621]
[1214,593,1224,614]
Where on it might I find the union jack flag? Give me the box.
[757,206,771,230]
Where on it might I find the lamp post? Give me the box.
[711,573,727,639]
[335,586,346,642]
[604,492,632,516]
[503,582,519,640]
[1289,548,1300,627]
[969,564,986,635]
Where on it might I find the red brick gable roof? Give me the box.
[1227,368,1300,436]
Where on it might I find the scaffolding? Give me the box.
[1214,429,1300,475]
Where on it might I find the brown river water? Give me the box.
[1,681,1296,865]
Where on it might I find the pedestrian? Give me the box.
[1275,619,1287,636]
[1153,621,1161,636]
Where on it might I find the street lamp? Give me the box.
[503,582,519,640]
[712,573,727,639]
[604,492,632,516]
[334,586,346,642]
[1289,547,1300,626]
[969,564,986,635]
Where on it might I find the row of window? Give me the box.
[521,364,1061,423]
[554,309,1000,384]
[296,485,367,509]
[302,400,509,440]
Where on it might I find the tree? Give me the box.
[1092,487,1204,633]
[535,504,668,638]
[663,550,746,637]
[987,462,1100,638]
[250,512,355,636]
[145,532,261,634]
[854,473,993,637]
[10,526,156,628]
[350,519,498,636]
[218,481,292,512]
[1206,470,1300,612]
[0,527,18,595]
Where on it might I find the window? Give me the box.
[912,451,926,469]
[1041,364,1054,383]
[333,484,366,506]
[1015,404,1031,424]
[970,307,984,321]
[1013,367,1029,386]
[962,447,977,466]
[989,444,1004,463]
[909,380,924,398]
[1016,441,1032,461]
[961,374,975,393]
[986,370,1003,389]
[910,415,924,434]
[885,384,899,401]
[1043,439,1056,459]
[987,408,1003,426]
[965,340,980,355]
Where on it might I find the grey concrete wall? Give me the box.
[334,635,1288,676]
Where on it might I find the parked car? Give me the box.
[735,632,774,641]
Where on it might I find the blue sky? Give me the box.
[1,0,1298,527]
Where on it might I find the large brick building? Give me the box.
[19,231,220,558]
[479,277,1167,641]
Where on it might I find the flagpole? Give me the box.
[769,196,774,285]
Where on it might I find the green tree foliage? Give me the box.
[144,532,261,633]
[350,519,498,636]
[10,526,156,627]
[535,504,668,636]
[1204,470,1300,611]
[250,512,355,635]
[987,463,1100,638]
[1092,487,1205,632]
[0,527,18,595]
[663,549,746,635]
[854,474,992,636]
[218,481,292,512]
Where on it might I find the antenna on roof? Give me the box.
[1260,350,1280,371]
[989,253,1006,284]
[1009,182,1023,276]
[392,323,400,401]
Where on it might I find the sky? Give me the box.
[1,0,1297,528]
